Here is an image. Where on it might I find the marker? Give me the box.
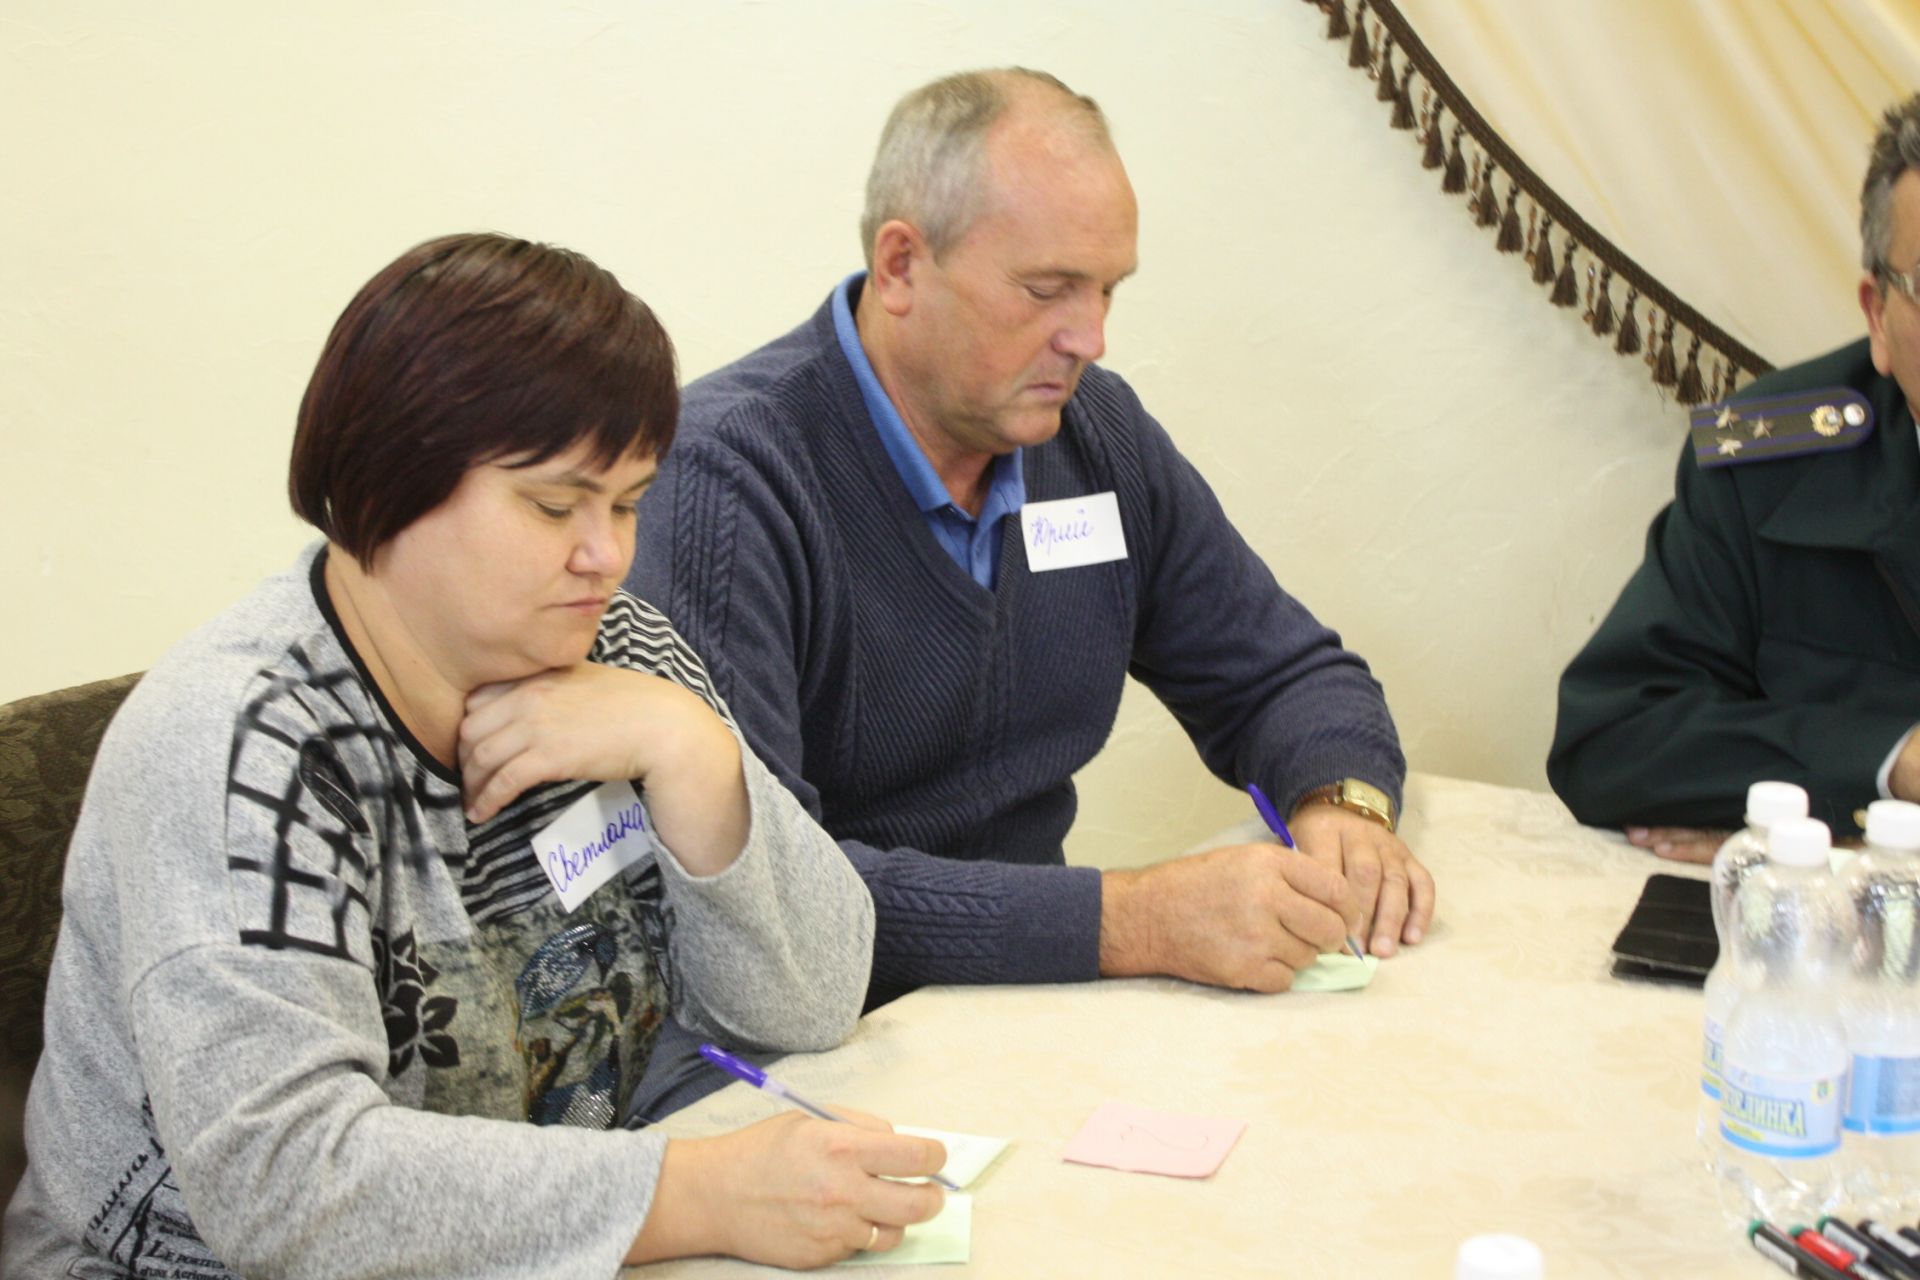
[1792,1227,1882,1277]
[1750,1222,1855,1280]
[1821,1219,1920,1280]
[698,1044,961,1191]
[1865,1222,1920,1270]
[1247,783,1369,962]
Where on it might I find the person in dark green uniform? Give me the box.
[1549,92,1920,862]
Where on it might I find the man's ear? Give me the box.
[1862,273,1894,377]
[867,220,926,318]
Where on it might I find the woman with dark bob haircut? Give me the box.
[4,233,946,1277]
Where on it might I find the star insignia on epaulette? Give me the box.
[1715,406,1740,430]
[1812,405,1843,437]
[1749,416,1772,438]
[1718,438,1744,457]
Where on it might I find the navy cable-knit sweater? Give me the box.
[628,288,1405,1004]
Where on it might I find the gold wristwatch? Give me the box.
[1295,778,1397,833]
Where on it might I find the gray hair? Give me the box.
[859,67,1111,268]
[1861,93,1920,276]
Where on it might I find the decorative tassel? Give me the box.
[1645,308,1661,369]
[1551,240,1579,306]
[1524,206,1539,265]
[1347,0,1370,67]
[1390,65,1416,129]
[1583,265,1596,323]
[1723,362,1740,399]
[1376,37,1396,95]
[1532,217,1558,285]
[1442,125,1466,192]
[1615,290,1642,355]
[1653,315,1679,388]
[1326,0,1350,39]
[1477,163,1501,227]
[1676,334,1706,403]
[1590,266,1615,335]
[1422,104,1446,168]
[1496,184,1523,250]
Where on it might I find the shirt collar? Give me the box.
[830,271,1025,520]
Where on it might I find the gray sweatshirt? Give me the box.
[3,544,874,1279]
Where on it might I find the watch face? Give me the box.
[1339,780,1395,826]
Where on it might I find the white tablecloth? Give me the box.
[635,772,1752,1277]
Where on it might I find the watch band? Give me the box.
[1295,779,1398,833]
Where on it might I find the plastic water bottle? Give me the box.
[1454,1234,1543,1279]
[1841,799,1920,1217]
[1717,817,1853,1226]
[1699,782,1809,1170]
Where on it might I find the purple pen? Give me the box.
[1247,783,1370,962]
[698,1044,961,1191]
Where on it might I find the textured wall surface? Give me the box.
[1,2,1813,868]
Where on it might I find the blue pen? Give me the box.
[698,1044,961,1191]
[1247,783,1370,962]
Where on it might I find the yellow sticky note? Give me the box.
[1291,952,1379,992]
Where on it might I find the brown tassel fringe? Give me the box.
[1615,290,1642,355]
[1390,65,1416,129]
[1676,335,1705,404]
[1551,241,1579,307]
[1475,162,1499,227]
[1532,218,1558,285]
[1590,266,1615,336]
[1442,125,1466,191]
[1305,0,1770,402]
[1653,315,1678,388]
[1347,0,1370,67]
[1496,185,1523,252]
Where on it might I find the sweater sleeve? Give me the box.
[630,428,1103,998]
[1547,442,1914,830]
[1109,385,1406,815]
[651,738,874,1048]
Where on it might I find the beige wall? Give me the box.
[1,2,1817,867]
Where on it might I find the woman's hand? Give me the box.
[627,1111,950,1268]
[459,663,749,873]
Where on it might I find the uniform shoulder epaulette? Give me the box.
[1689,386,1874,469]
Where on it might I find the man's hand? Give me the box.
[1624,826,1729,864]
[1287,804,1435,957]
[1098,843,1363,992]
[628,1110,948,1268]
[458,663,748,873]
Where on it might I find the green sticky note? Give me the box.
[839,1192,971,1267]
[1290,952,1379,992]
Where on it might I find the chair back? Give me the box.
[0,672,140,1209]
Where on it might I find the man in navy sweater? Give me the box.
[626,68,1435,1107]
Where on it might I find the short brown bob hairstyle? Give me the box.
[289,232,678,563]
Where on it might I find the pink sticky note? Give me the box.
[1060,1102,1246,1178]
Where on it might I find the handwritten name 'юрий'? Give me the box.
[1029,507,1094,555]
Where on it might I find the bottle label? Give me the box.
[1720,1065,1846,1157]
[1844,1054,1920,1135]
[1700,1018,1724,1100]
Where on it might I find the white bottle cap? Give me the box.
[1767,817,1831,867]
[1455,1233,1544,1279]
[1866,800,1920,850]
[1745,781,1809,826]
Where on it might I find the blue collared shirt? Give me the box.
[831,272,1026,590]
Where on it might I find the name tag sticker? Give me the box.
[530,779,654,912]
[1020,491,1127,572]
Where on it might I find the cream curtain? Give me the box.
[1392,0,1920,366]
